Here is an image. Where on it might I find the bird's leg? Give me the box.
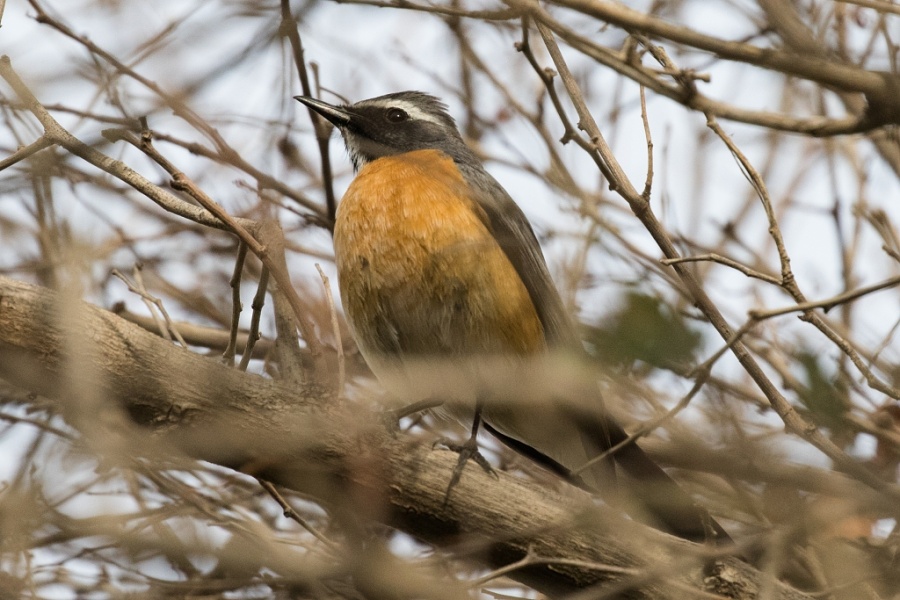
[438,397,497,505]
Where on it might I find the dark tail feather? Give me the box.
[579,415,732,544]
[483,421,598,491]
[483,405,731,544]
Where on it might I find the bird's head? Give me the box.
[295,91,469,170]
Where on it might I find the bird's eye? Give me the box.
[386,108,408,123]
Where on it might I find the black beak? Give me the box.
[294,96,353,127]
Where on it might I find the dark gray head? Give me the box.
[295,91,475,171]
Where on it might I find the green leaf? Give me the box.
[586,292,702,370]
[796,351,850,434]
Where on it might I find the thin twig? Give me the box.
[111,265,187,348]
[706,115,794,285]
[256,479,337,550]
[224,242,248,366]
[0,411,75,440]
[315,264,344,395]
[661,254,782,285]
[0,136,53,171]
[638,85,654,201]
[471,544,633,588]
[112,303,274,357]
[238,267,269,372]
[749,275,900,320]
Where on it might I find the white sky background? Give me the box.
[2,0,900,587]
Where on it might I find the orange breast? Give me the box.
[333,149,544,365]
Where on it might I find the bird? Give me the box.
[295,90,730,544]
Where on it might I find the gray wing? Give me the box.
[462,164,580,349]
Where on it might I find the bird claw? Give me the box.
[435,434,498,505]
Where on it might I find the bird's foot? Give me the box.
[435,433,498,505]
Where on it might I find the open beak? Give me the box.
[294,96,353,127]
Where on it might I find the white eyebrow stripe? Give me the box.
[355,98,446,126]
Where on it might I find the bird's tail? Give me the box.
[576,414,732,544]
[484,408,730,544]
